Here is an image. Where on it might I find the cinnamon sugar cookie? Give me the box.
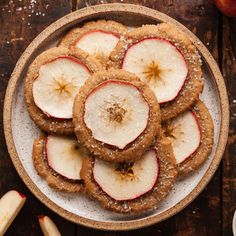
[110,23,203,121]
[24,47,102,135]
[163,100,214,176]
[60,20,128,67]
[80,137,177,214]
[33,134,86,192]
[73,69,161,162]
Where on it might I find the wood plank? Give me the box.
[0,0,75,235]
[222,16,236,236]
[76,1,222,235]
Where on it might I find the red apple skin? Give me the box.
[75,29,120,46]
[84,80,150,149]
[178,111,202,165]
[93,149,160,201]
[121,37,188,104]
[17,192,26,199]
[215,0,236,17]
[33,56,91,120]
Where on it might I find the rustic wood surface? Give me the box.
[0,0,234,235]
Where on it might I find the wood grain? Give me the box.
[75,1,221,235]
[222,16,236,236]
[0,0,75,235]
[0,0,231,235]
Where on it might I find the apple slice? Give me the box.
[46,135,84,180]
[166,111,201,164]
[39,215,61,236]
[84,80,149,149]
[0,190,26,235]
[33,56,90,119]
[122,38,188,103]
[93,149,159,201]
[76,30,119,59]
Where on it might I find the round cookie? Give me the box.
[73,69,161,162]
[163,100,214,176]
[60,20,128,67]
[24,47,102,135]
[109,23,203,121]
[33,134,85,192]
[80,137,177,214]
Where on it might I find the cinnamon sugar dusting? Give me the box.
[107,103,127,123]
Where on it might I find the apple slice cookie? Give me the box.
[33,134,87,192]
[60,20,128,67]
[81,137,177,213]
[163,100,214,176]
[24,47,101,135]
[73,69,161,162]
[110,23,203,121]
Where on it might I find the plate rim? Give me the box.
[3,3,229,231]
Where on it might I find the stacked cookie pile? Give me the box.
[24,20,214,214]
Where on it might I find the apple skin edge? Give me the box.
[0,190,26,236]
[214,0,236,17]
[33,56,91,120]
[84,80,150,150]
[121,37,188,104]
[177,111,202,165]
[93,149,160,201]
[38,215,61,236]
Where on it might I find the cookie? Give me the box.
[24,47,102,135]
[109,23,203,121]
[163,100,214,176]
[80,137,177,214]
[73,69,161,162]
[60,20,128,67]
[33,134,86,192]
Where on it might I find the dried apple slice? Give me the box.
[122,38,188,103]
[39,215,61,236]
[76,30,119,60]
[46,135,84,180]
[84,80,149,149]
[33,56,90,119]
[0,190,26,235]
[165,111,201,164]
[93,149,159,201]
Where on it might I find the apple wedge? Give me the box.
[84,80,150,149]
[122,38,188,103]
[33,56,91,119]
[0,190,26,235]
[46,135,84,180]
[39,215,61,236]
[166,111,201,164]
[93,149,159,201]
[76,30,119,59]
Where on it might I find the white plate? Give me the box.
[4,4,229,230]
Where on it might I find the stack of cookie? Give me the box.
[24,20,214,214]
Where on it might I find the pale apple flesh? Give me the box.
[84,80,150,149]
[122,38,188,104]
[93,149,159,201]
[39,215,61,236]
[76,30,119,59]
[166,111,201,164]
[33,56,91,119]
[46,135,84,180]
[0,190,26,235]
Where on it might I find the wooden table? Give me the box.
[0,0,235,235]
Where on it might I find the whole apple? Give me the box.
[215,0,236,17]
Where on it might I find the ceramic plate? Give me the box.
[4,4,229,231]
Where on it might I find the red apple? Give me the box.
[84,80,150,149]
[93,149,159,201]
[215,0,236,17]
[39,215,61,236]
[33,56,91,119]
